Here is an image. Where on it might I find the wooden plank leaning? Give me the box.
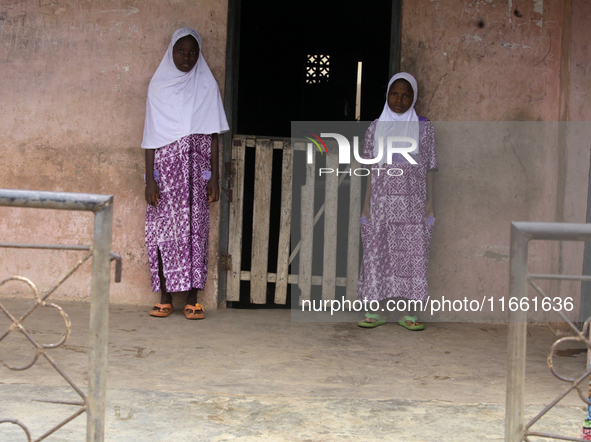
[346,154,361,301]
[322,150,339,300]
[226,136,246,302]
[275,141,292,305]
[298,147,315,304]
[250,139,273,304]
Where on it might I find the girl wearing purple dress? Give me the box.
[357,73,437,330]
[142,28,229,320]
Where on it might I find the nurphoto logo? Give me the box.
[304,132,417,176]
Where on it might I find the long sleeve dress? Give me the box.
[357,117,438,302]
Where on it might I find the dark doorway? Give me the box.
[236,0,395,137]
[226,0,396,308]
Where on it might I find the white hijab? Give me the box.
[141,28,229,149]
[374,72,419,166]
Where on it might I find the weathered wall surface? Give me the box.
[403,0,563,121]
[0,0,228,309]
[555,0,591,325]
[400,0,590,320]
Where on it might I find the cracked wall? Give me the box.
[401,0,591,320]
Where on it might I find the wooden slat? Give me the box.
[274,142,292,304]
[290,170,351,265]
[290,139,338,152]
[322,152,339,300]
[235,134,294,149]
[346,155,361,301]
[292,141,306,151]
[250,139,273,304]
[298,149,315,303]
[227,136,246,301]
[240,271,347,287]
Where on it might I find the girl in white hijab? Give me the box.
[357,73,438,331]
[142,28,229,320]
[373,72,420,167]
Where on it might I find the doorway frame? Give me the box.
[218,0,403,307]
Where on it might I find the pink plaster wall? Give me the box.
[553,0,591,326]
[402,0,563,121]
[0,0,228,309]
[400,0,590,320]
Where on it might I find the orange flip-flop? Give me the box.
[184,303,205,320]
[150,303,173,317]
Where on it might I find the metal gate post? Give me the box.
[87,199,113,442]
[506,223,529,441]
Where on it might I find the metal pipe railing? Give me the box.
[506,221,591,442]
[0,189,115,442]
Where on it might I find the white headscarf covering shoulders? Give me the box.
[141,28,230,149]
[374,72,420,167]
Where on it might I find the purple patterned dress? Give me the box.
[145,134,212,293]
[357,118,438,302]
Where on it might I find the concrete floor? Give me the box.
[0,298,589,441]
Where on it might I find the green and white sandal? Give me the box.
[357,313,387,328]
[398,315,425,331]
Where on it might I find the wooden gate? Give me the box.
[225,135,362,305]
